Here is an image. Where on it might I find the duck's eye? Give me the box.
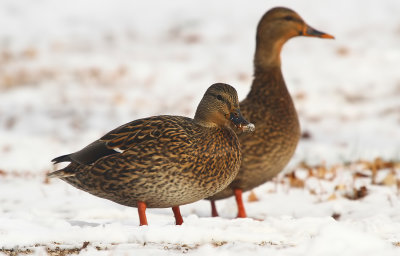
[217,95,223,101]
[283,16,294,21]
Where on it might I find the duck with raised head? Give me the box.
[48,83,255,226]
[208,7,334,218]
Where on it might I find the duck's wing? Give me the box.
[52,116,193,166]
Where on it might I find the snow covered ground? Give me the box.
[0,0,399,255]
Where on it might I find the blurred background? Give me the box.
[0,0,399,173]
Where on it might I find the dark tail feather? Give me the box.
[52,154,72,164]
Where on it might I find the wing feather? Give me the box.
[52,116,193,166]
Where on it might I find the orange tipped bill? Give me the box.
[302,25,334,39]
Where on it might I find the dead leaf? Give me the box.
[2,145,11,153]
[81,241,90,250]
[288,172,305,188]
[392,242,400,247]
[332,213,341,220]
[0,169,6,176]
[335,184,346,191]
[327,193,337,201]
[381,171,397,186]
[301,130,312,139]
[294,91,307,100]
[184,34,202,44]
[236,72,249,82]
[21,47,37,60]
[316,166,327,179]
[345,186,368,200]
[1,50,13,63]
[336,46,350,56]
[353,171,370,178]
[5,116,17,130]
[309,189,317,195]
[247,191,259,202]
[212,241,227,247]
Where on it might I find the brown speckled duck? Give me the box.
[48,83,255,226]
[207,7,334,217]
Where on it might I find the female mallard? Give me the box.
[49,83,255,226]
[208,7,334,217]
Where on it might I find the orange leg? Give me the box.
[137,201,148,226]
[172,206,183,225]
[210,200,219,217]
[234,188,247,218]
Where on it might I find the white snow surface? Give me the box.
[0,0,400,255]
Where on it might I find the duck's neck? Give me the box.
[253,37,285,72]
[246,38,289,101]
[247,67,288,103]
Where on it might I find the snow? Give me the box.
[0,0,400,255]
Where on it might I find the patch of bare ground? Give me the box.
[0,241,298,255]
[1,242,102,256]
[0,248,33,256]
[0,241,204,255]
[160,242,199,253]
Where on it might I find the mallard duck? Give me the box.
[48,83,255,226]
[208,7,334,217]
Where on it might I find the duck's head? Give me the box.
[258,7,334,42]
[255,7,334,67]
[194,83,255,132]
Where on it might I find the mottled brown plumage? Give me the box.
[49,83,255,225]
[207,7,334,217]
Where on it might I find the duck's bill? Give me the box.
[230,111,255,133]
[302,25,334,39]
